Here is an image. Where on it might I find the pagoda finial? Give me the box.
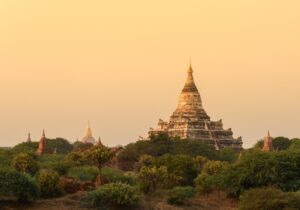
[27,132,32,142]
[42,129,45,137]
[188,58,193,74]
[267,130,270,137]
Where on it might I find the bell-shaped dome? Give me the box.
[177,64,202,110]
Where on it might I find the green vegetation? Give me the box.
[67,166,98,181]
[11,153,39,175]
[84,145,115,184]
[1,134,300,209]
[138,166,169,193]
[239,187,300,210]
[83,183,140,208]
[37,169,62,198]
[102,167,137,185]
[0,167,39,202]
[167,186,196,205]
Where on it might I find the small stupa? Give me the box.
[82,121,96,144]
[262,131,273,152]
[37,129,49,155]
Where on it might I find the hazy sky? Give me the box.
[0,0,299,148]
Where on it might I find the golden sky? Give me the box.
[0,0,299,148]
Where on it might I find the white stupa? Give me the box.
[82,121,96,144]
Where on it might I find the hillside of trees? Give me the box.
[1,134,300,210]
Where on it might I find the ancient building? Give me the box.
[82,121,96,144]
[263,131,273,152]
[149,64,243,150]
[37,130,49,155]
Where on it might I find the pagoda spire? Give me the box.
[37,129,49,155]
[263,130,273,152]
[27,132,32,142]
[82,121,96,144]
[177,62,203,110]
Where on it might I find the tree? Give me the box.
[73,141,94,152]
[48,138,73,154]
[202,160,229,175]
[138,166,169,193]
[85,145,115,185]
[289,138,300,151]
[217,148,239,163]
[153,154,199,185]
[194,155,208,171]
[11,153,39,175]
[0,167,39,202]
[272,137,291,151]
[37,169,62,198]
[12,142,38,153]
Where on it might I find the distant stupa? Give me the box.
[82,121,96,144]
[149,63,243,150]
[263,131,273,152]
[97,137,104,146]
[27,132,32,142]
[37,129,49,155]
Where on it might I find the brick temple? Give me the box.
[149,64,243,150]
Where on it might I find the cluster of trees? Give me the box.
[1,134,300,209]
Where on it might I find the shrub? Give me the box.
[272,137,291,151]
[67,166,99,181]
[46,160,75,175]
[239,187,300,210]
[217,148,239,163]
[47,138,73,154]
[37,169,62,198]
[102,167,137,185]
[218,151,300,197]
[289,138,300,151]
[138,166,169,193]
[84,183,140,207]
[11,153,39,175]
[12,142,38,153]
[153,154,199,185]
[202,160,228,175]
[65,152,89,165]
[194,155,208,171]
[167,186,196,205]
[118,137,218,168]
[195,173,213,195]
[0,167,39,202]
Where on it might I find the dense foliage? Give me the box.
[67,166,99,181]
[1,134,300,209]
[0,167,39,202]
[37,169,62,198]
[101,167,137,185]
[11,153,39,175]
[239,187,300,210]
[138,166,169,193]
[84,183,140,207]
[167,186,196,205]
[198,151,300,197]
